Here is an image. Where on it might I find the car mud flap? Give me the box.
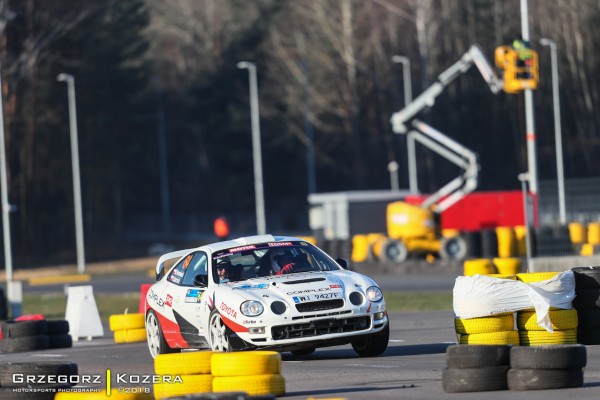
[172,310,209,348]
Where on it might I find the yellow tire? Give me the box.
[109,313,146,331]
[486,274,517,280]
[496,227,516,257]
[516,272,560,283]
[588,222,600,245]
[55,390,152,399]
[463,259,496,276]
[493,258,522,275]
[459,330,519,345]
[569,222,586,244]
[514,226,527,257]
[155,351,213,375]
[211,351,281,377]
[213,374,285,397]
[518,329,577,346]
[351,234,369,263]
[153,374,212,400]
[517,309,578,331]
[114,328,147,344]
[455,314,515,335]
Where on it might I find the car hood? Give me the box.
[225,270,378,303]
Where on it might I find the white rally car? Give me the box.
[144,235,389,358]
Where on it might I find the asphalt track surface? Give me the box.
[3,311,600,400]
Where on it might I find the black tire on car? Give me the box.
[0,320,48,338]
[446,344,511,369]
[351,323,389,357]
[146,310,178,358]
[0,362,78,387]
[0,335,50,353]
[510,345,586,370]
[507,368,584,390]
[442,366,509,393]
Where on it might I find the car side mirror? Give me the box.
[335,258,349,270]
[193,274,208,287]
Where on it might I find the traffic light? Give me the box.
[495,46,539,93]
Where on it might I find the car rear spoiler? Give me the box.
[155,248,195,281]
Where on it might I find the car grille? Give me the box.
[295,299,344,313]
[271,316,371,341]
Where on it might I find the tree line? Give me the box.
[0,0,598,265]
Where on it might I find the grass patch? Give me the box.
[20,291,452,321]
[23,293,140,322]
[383,291,453,312]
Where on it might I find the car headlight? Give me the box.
[366,286,383,302]
[240,300,264,317]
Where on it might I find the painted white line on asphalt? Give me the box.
[36,354,64,357]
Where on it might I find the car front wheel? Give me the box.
[351,323,389,357]
[208,310,233,352]
[146,310,177,358]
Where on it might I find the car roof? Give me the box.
[200,234,303,253]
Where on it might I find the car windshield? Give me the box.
[211,241,342,283]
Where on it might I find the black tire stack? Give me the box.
[0,319,71,353]
[442,345,510,393]
[508,345,586,390]
[572,266,600,344]
[0,362,77,399]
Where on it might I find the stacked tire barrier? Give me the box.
[442,345,510,393]
[507,345,586,390]
[572,266,600,344]
[153,352,213,400]
[516,309,578,346]
[212,352,285,397]
[463,259,496,276]
[0,319,72,352]
[455,314,518,345]
[110,313,146,344]
[0,361,77,399]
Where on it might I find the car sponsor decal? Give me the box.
[185,289,203,303]
[233,283,269,290]
[182,254,193,269]
[172,269,184,278]
[267,242,293,247]
[220,302,237,319]
[293,292,341,303]
[228,245,256,253]
[148,289,168,308]
[169,275,181,284]
[286,287,331,295]
[165,294,173,307]
[329,284,342,289]
[366,302,372,313]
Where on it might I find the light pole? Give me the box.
[237,62,266,236]
[387,161,399,192]
[391,55,417,194]
[57,73,86,274]
[518,172,532,272]
[539,38,566,224]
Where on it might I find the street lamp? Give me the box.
[387,161,399,192]
[539,38,566,224]
[391,55,417,194]
[236,62,266,235]
[57,73,86,274]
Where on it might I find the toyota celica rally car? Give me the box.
[144,235,389,358]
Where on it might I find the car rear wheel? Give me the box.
[146,310,176,358]
[208,310,232,352]
[351,323,389,357]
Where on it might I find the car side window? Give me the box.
[181,252,208,286]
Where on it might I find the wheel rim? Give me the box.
[209,313,229,352]
[146,312,161,358]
